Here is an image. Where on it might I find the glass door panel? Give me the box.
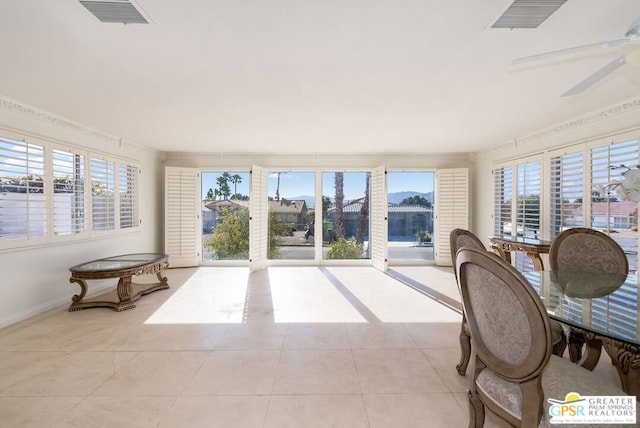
[268,171,315,260]
[322,171,371,260]
[387,171,434,261]
[201,171,250,261]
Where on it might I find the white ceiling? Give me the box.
[0,0,639,155]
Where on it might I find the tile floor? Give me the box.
[0,266,624,427]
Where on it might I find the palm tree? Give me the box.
[230,174,242,197]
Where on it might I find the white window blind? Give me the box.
[165,167,199,267]
[514,160,541,271]
[53,149,85,236]
[435,168,469,266]
[371,166,387,272]
[249,165,268,271]
[493,165,512,236]
[119,163,139,229]
[549,150,583,239]
[0,137,46,241]
[91,157,115,232]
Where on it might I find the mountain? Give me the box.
[283,191,433,209]
[388,191,433,205]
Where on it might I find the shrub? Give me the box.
[326,237,363,259]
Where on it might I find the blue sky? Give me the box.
[202,171,434,206]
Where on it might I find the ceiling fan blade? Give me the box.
[561,56,626,97]
[512,38,629,65]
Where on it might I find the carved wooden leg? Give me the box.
[457,317,471,375]
[117,275,133,303]
[527,252,544,271]
[468,389,485,428]
[69,277,88,311]
[578,333,602,371]
[602,339,640,397]
[568,330,586,363]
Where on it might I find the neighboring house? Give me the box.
[269,199,308,230]
[328,199,433,241]
[202,199,248,233]
[569,201,638,230]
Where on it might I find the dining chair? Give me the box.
[450,229,486,375]
[549,227,629,366]
[456,247,629,427]
[450,229,566,376]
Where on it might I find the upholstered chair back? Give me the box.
[549,227,628,274]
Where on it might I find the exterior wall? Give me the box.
[0,98,162,327]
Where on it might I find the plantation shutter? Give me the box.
[119,163,139,230]
[90,157,116,232]
[435,168,469,266]
[493,165,513,237]
[250,165,268,271]
[549,149,584,239]
[0,137,46,243]
[164,166,199,267]
[371,166,388,271]
[52,149,86,237]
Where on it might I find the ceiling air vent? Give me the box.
[79,0,149,24]
[491,0,567,29]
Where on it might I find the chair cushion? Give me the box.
[476,355,630,427]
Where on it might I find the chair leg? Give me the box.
[457,317,471,375]
[467,389,485,428]
[552,332,567,357]
[568,330,586,363]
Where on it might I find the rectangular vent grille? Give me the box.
[491,0,567,29]
[79,1,149,24]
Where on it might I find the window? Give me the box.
[201,171,250,261]
[91,157,115,232]
[322,171,371,260]
[0,133,140,248]
[268,171,315,260]
[549,150,583,238]
[493,165,512,236]
[119,164,139,229]
[387,171,434,261]
[53,149,85,236]
[0,137,45,241]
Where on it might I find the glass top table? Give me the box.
[68,253,169,312]
[523,270,640,396]
[490,235,552,271]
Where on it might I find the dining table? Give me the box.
[523,269,640,398]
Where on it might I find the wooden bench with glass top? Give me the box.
[68,253,169,312]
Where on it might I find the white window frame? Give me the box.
[0,131,140,250]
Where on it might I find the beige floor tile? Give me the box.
[264,394,369,428]
[92,351,209,396]
[403,321,464,348]
[353,349,449,393]
[1,352,130,397]
[422,348,470,393]
[273,350,360,394]
[214,324,286,350]
[184,350,281,395]
[363,393,467,428]
[0,266,628,427]
[347,323,417,349]
[0,397,82,428]
[51,396,177,428]
[158,395,270,428]
[284,324,351,350]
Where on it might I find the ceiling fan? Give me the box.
[513,16,640,97]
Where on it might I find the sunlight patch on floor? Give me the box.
[145,268,250,324]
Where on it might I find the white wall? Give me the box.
[0,97,163,327]
[472,96,640,251]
